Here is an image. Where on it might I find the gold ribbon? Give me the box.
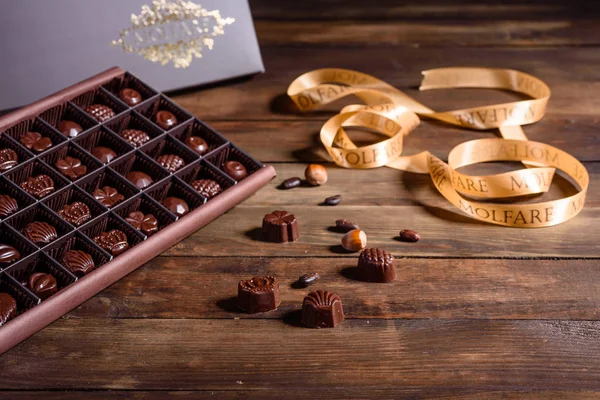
[287,68,588,228]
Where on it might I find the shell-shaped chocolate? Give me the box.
[28,272,58,300]
[191,179,221,199]
[0,148,18,171]
[62,250,95,277]
[93,186,124,208]
[0,244,20,264]
[20,132,52,153]
[121,129,150,147]
[23,221,58,245]
[0,195,19,218]
[21,174,55,198]
[125,211,159,236]
[156,154,185,173]
[55,156,87,180]
[238,276,278,293]
[0,293,17,326]
[303,290,342,308]
[301,290,345,328]
[58,202,91,226]
[85,104,115,122]
[94,229,129,256]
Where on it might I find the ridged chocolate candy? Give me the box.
[191,179,221,199]
[94,230,129,256]
[55,156,87,180]
[156,154,185,173]
[162,197,189,217]
[62,250,95,277]
[0,195,18,218]
[58,202,91,226]
[223,160,247,181]
[357,248,396,283]
[85,104,115,122]
[0,148,18,171]
[237,276,281,313]
[125,211,158,236]
[0,244,20,264]
[0,293,17,326]
[28,272,58,300]
[121,129,150,147]
[119,88,143,106]
[262,210,299,243]
[93,186,124,208]
[21,174,55,198]
[20,132,52,152]
[301,290,345,328]
[58,121,83,138]
[23,221,58,245]
[155,110,178,130]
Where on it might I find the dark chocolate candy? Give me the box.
[85,104,115,122]
[121,129,150,147]
[155,110,178,130]
[94,230,129,256]
[91,146,117,164]
[127,171,153,189]
[55,156,87,180]
[301,290,345,328]
[28,272,58,300]
[92,186,124,208]
[262,210,299,243]
[222,160,247,181]
[58,201,91,226]
[58,121,83,138]
[357,248,396,283]
[185,136,208,155]
[21,175,55,199]
[237,276,281,313]
[191,179,221,199]
[0,195,18,218]
[20,131,52,152]
[156,154,185,173]
[0,244,20,264]
[125,211,158,236]
[62,250,95,277]
[23,221,58,245]
[162,197,189,217]
[119,88,142,107]
[0,293,17,326]
[0,148,18,171]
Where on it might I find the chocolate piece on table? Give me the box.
[21,175,55,199]
[91,146,117,164]
[357,248,396,283]
[155,110,178,130]
[262,210,299,243]
[20,131,52,152]
[222,161,247,181]
[94,229,129,256]
[0,195,19,218]
[62,250,95,277]
[125,211,159,236]
[156,154,185,173]
[119,88,142,107]
[127,171,153,189]
[0,293,17,326]
[28,272,58,300]
[162,197,189,217]
[121,129,150,147]
[58,201,91,226]
[185,136,208,155]
[85,104,115,122]
[0,148,18,171]
[0,244,20,264]
[237,276,281,313]
[23,221,58,245]
[55,156,87,180]
[57,121,83,138]
[92,186,124,208]
[191,179,221,199]
[301,290,345,329]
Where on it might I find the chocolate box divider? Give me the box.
[76,166,142,207]
[0,223,40,271]
[0,271,42,309]
[44,231,113,269]
[73,125,136,166]
[113,193,178,233]
[134,95,194,134]
[140,134,200,174]
[39,141,104,184]
[0,176,37,220]
[4,158,72,200]
[5,251,78,295]
[102,72,160,108]
[42,184,109,225]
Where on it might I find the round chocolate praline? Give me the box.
[119,88,143,107]
[155,111,178,130]
[185,136,208,155]
[163,197,189,217]
[57,121,83,138]
[127,171,153,189]
[92,146,117,164]
[223,161,247,181]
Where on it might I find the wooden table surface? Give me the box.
[3,1,600,398]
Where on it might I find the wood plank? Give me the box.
[3,319,600,391]
[69,257,600,320]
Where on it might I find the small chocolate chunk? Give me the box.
[85,104,115,122]
[185,136,208,155]
[92,186,124,208]
[28,272,58,300]
[94,230,129,256]
[55,156,87,180]
[125,211,159,236]
[299,272,320,287]
[62,250,95,277]
[20,131,52,152]
[191,179,221,199]
[0,244,20,264]
[119,88,143,107]
[162,197,189,217]
[335,219,359,233]
[0,148,18,171]
[58,121,83,138]
[237,276,281,313]
[156,154,185,173]
[301,290,345,328]
[21,175,55,199]
[92,146,117,164]
[0,195,18,218]
[58,202,91,226]
[121,129,150,147]
[280,177,302,189]
[127,171,153,189]
[0,293,17,326]
[23,221,58,245]
[324,194,342,206]
[262,210,299,243]
[223,160,247,181]
[399,229,420,243]
[155,110,178,130]
[358,248,396,283]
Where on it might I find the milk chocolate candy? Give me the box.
[62,250,95,277]
[21,174,55,198]
[301,290,345,329]
[94,229,129,256]
[85,104,115,122]
[91,146,117,164]
[191,179,221,199]
[28,272,58,300]
[125,211,158,236]
[185,136,208,155]
[223,160,247,181]
[262,210,299,243]
[121,129,150,147]
[20,131,52,152]
[55,156,87,180]
[0,244,20,264]
[357,248,396,283]
[119,88,142,107]
[23,221,58,245]
[58,201,91,226]
[92,186,124,208]
[0,148,18,171]
[0,195,18,218]
[58,121,83,138]
[0,293,17,326]
[237,276,281,313]
[162,197,189,217]
[156,154,185,173]
[127,171,153,189]
[155,110,178,130]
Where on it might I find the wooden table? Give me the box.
[3,1,600,398]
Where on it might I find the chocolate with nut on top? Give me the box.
[262,210,299,243]
[237,276,281,314]
[358,248,396,283]
[58,202,91,226]
[21,175,54,199]
[94,230,129,256]
[62,250,95,277]
[191,179,221,199]
[0,148,18,171]
[0,195,18,218]
[301,290,344,329]
[0,293,17,326]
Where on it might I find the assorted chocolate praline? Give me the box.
[0,244,20,264]
[20,132,52,152]
[55,156,87,180]
[162,197,189,217]
[0,148,18,171]
[94,229,129,256]
[92,146,117,164]
[185,136,208,155]
[21,175,55,199]
[357,248,396,283]
[262,210,299,243]
[85,104,115,122]
[0,293,17,326]
[223,160,247,181]
[156,154,185,173]
[58,121,83,138]
[155,110,178,130]
[28,272,58,300]
[127,171,153,189]
[0,195,18,218]
[301,290,345,329]
[237,276,281,314]
[191,179,221,199]
[58,201,91,226]
[125,211,159,236]
[119,88,143,107]
[62,250,95,277]
[93,186,124,208]
[121,129,150,147]
[23,221,58,245]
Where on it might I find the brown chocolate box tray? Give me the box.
[0,67,276,353]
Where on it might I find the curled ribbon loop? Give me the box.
[287,68,588,228]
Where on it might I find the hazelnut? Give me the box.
[305,164,328,186]
[341,229,367,252]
